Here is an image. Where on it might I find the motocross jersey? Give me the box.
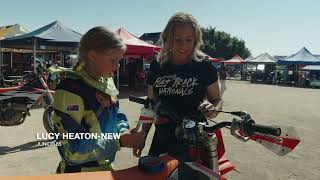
[53,68,129,173]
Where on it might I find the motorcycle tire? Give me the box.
[43,105,55,133]
[0,109,27,126]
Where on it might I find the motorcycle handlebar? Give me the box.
[203,120,281,137]
[129,95,155,109]
[203,122,232,132]
[249,123,281,136]
[129,95,149,107]
[128,96,282,137]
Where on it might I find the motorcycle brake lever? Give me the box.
[213,110,249,118]
[230,118,250,142]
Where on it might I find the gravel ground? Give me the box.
[0,80,319,180]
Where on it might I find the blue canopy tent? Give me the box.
[0,21,82,72]
[277,47,320,65]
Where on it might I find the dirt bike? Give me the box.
[0,63,55,133]
[0,95,300,180]
[0,75,23,87]
[127,95,301,180]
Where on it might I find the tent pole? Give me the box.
[0,42,2,73]
[61,52,64,66]
[0,50,2,73]
[10,50,13,68]
[59,51,63,67]
[33,38,37,73]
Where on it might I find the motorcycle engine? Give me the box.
[0,109,27,126]
[0,98,29,126]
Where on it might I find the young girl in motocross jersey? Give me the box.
[54,26,144,173]
[133,12,224,179]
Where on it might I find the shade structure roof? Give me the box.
[246,53,277,64]
[116,28,161,55]
[277,47,320,65]
[244,55,254,62]
[223,54,245,64]
[0,20,82,48]
[0,24,28,40]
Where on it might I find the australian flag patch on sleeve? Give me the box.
[66,104,80,112]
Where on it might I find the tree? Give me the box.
[201,26,251,59]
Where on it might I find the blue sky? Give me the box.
[1,0,319,56]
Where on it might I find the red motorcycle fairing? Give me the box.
[0,86,48,108]
[250,125,300,156]
[0,155,179,180]
[0,86,20,94]
[0,73,53,108]
[215,129,226,160]
[218,157,239,176]
[0,155,238,180]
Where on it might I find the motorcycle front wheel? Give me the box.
[43,105,55,133]
[0,109,27,126]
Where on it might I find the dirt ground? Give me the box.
[0,80,319,180]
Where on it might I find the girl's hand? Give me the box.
[120,129,147,149]
[198,100,219,119]
[132,130,147,157]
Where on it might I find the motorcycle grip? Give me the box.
[250,123,281,136]
[129,95,147,105]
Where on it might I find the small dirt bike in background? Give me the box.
[128,95,301,180]
[0,63,56,133]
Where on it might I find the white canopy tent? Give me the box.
[246,53,277,64]
[244,55,255,62]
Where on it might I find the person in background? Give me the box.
[218,62,229,96]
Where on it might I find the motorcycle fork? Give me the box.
[202,133,219,173]
[186,133,220,178]
[38,74,54,105]
[188,136,218,164]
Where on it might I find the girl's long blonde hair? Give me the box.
[157,12,205,65]
[73,26,126,71]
